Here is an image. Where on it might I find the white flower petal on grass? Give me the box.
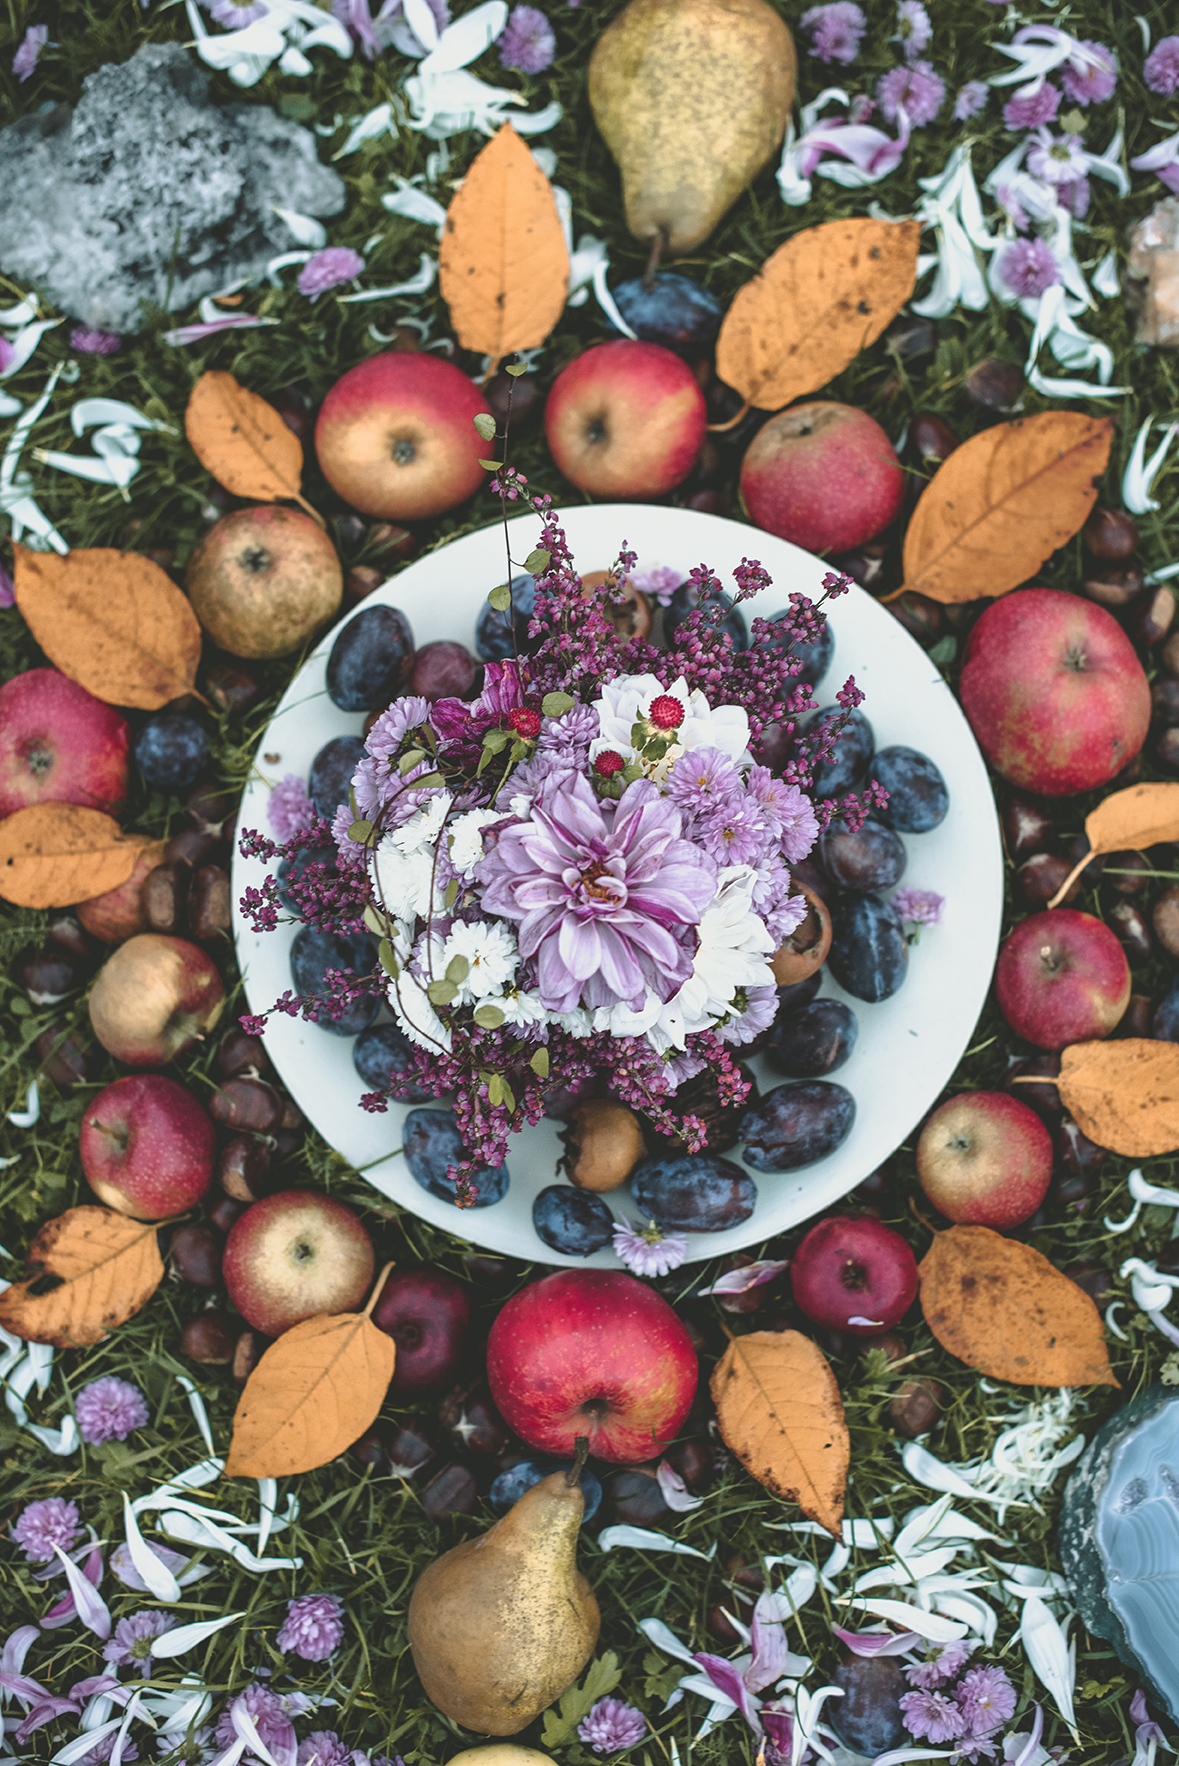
[25,1412,78,1455]
[836,1596,967,1641]
[901,1441,994,1503]
[7,1082,40,1127]
[177,1375,215,1457]
[1019,1596,1076,1734]
[122,1494,181,1603]
[601,1527,716,1560]
[256,1479,277,1558]
[337,103,396,158]
[1123,419,1179,515]
[338,254,437,304]
[656,1462,706,1513]
[152,1613,244,1659]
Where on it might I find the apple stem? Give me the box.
[566,1436,590,1487]
[706,400,751,435]
[363,1262,395,1318]
[1046,852,1094,909]
[908,1196,939,1236]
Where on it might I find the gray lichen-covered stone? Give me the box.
[0,43,345,334]
[1059,1383,1179,1721]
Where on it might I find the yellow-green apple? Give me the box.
[739,402,904,553]
[959,589,1150,794]
[0,668,130,816]
[485,1269,697,1463]
[996,908,1129,1050]
[89,933,225,1064]
[372,1267,473,1395]
[315,352,491,520]
[80,1074,214,1219]
[222,1190,375,1335]
[77,840,166,942]
[544,340,706,498]
[917,1091,1053,1227]
[789,1215,918,1336]
[186,506,342,660]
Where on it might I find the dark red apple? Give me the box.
[0,668,130,817]
[995,909,1129,1050]
[223,1190,375,1336]
[790,1215,918,1336]
[485,1269,697,1464]
[916,1091,1053,1227]
[80,1074,215,1220]
[371,1267,472,1395]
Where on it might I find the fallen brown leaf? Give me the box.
[711,1329,847,1537]
[0,804,151,909]
[1048,783,1179,907]
[185,371,305,504]
[0,1207,164,1346]
[1057,1038,1179,1156]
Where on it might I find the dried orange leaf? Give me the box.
[185,371,304,502]
[901,413,1113,605]
[439,123,569,361]
[0,804,150,909]
[919,1225,1117,1388]
[715,217,920,414]
[0,1207,164,1346]
[225,1310,395,1478]
[1048,783,1179,907]
[711,1329,847,1536]
[1057,1038,1179,1156]
[14,545,202,709]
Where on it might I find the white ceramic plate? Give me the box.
[232,504,1002,1266]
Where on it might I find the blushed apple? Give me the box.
[89,933,225,1065]
[544,340,706,499]
[739,403,905,554]
[186,506,342,661]
[959,589,1150,794]
[0,668,130,817]
[916,1091,1053,1227]
[77,840,167,942]
[315,352,491,520]
[223,1190,375,1335]
[790,1215,918,1336]
[485,1269,697,1464]
[81,1074,215,1219]
[995,908,1129,1050]
[372,1267,473,1395]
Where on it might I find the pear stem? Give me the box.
[642,228,667,293]
[566,1436,590,1487]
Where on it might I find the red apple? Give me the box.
[315,352,491,520]
[544,340,706,499]
[739,402,904,554]
[77,840,167,942]
[371,1267,472,1395]
[80,1074,215,1219]
[790,1215,918,1336]
[0,668,130,817]
[485,1269,697,1464]
[959,589,1150,794]
[88,933,225,1065]
[223,1190,375,1335]
[995,908,1129,1050]
[917,1091,1053,1227]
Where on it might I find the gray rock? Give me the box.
[0,43,345,334]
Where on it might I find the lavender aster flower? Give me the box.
[12,23,49,80]
[76,1376,149,1443]
[268,774,315,842]
[1026,129,1087,185]
[904,1640,973,1689]
[1060,40,1116,105]
[800,1,866,65]
[666,746,741,817]
[498,4,555,73]
[297,249,365,298]
[214,1687,296,1766]
[366,697,431,764]
[892,887,944,926]
[578,1696,649,1752]
[1146,36,1179,96]
[70,327,122,355]
[203,0,269,24]
[717,983,778,1047]
[699,796,769,866]
[899,1688,967,1743]
[12,1497,80,1564]
[277,1593,344,1661]
[876,59,945,126]
[538,703,599,752]
[953,80,988,121]
[892,0,931,61]
[612,1220,688,1279]
[81,1737,140,1766]
[297,1735,355,1766]
[103,1611,178,1677]
[957,1665,1017,1736]
[1002,81,1061,131]
[1056,176,1091,219]
[997,237,1060,299]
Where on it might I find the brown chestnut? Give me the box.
[218,1135,272,1202]
[170,1224,224,1288]
[1136,585,1176,647]
[962,357,1023,410]
[887,591,944,650]
[890,1377,947,1438]
[144,860,191,935]
[181,1311,237,1364]
[438,1382,508,1456]
[1153,887,1179,958]
[20,948,87,1006]
[911,412,958,466]
[217,1027,274,1080]
[345,565,384,606]
[1005,1052,1063,1119]
[205,661,262,716]
[189,866,231,941]
[1110,900,1152,962]
[388,1421,438,1478]
[421,1463,479,1519]
[1081,561,1145,609]
[1016,852,1076,907]
[1001,794,1054,863]
[208,1076,285,1135]
[1083,507,1140,561]
[1119,993,1153,1039]
[35,1026,99,1088]
[770,884,832,984]
[232,1330,269,1384]
[561,1098,644,1193]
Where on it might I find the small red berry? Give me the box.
[507,708,541,739]
[594,750,626,777]
[648,694,686,731]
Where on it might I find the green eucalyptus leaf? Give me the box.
[478,457,501,471]
[446,955,470,984]
[426,980,457,1005]
[473,411,497,440]
[348,819,374,842]
[542,691,576,717]
[488,583,512,612]
[530,1047,549,1078]
[473,1004,505,1029]
[505,363,528,377]
[487,1073,504,1107]
[483,727,510,753]
[398,747,426,773]
[522,548,550,574]
[499,1077,516,1114]
[378,939,399,978]
[444,877,460,910]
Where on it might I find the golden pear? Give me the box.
[588,0,796,254]
[407,1466,600,1735]
[448,1750,556,1765]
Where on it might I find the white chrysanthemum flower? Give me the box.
[499,989,548,1028]
[387,970,452,1054]
[550,1006,595,1037]
[373,843,445,921]
[448,807,502,880]
[443,920,518,999]
[388,790,452,855]
[667,866,776,1032]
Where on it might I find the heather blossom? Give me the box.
[297,249,365,298]
[497,4,555,73]
[997,237,1060,299]
[799,1,866,65]
[876,59,945,127]
[12,1498,80,1564]
[1145,36,1179,96]
[75,1377,149,1444]
[276,1592,345,1661]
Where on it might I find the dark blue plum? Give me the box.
[276,845,336,916]
[664,580,749,653]
[819,819,907,894]
[290,927,379,1034]
[326,605,414,712]
[828,1658,907,1756]
[766,609,834,690]
[353,1024,436,1101]
[795,705,874,797]
[489,1459,603,1523]
[775,971,824,1016]
[828,894,908,1002]
[403,1108,509,1208]
[871,745,949,833]
[1154,978,1179,1042]
[767,1000,858,1077]
[475,573,536,661]
[533,1185,615,1256]
[630,1154,756,1232]
[740,1081,855,1172]
[134,714,209,791]
[607,273,723,353]
[308,735,365,820]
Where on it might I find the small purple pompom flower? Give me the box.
[214,1686,295,1764]
[81,1737,139,1766]
[800,1,866,66]
[277,1593,345,1661]
[70,328,122,355]
[957,1665,1017,1736]
[12,1497,80,1564]
[1145,36,1179,96]
[497,4,555,73]
[953,80,988,121]
[1060,41,1116,105]
[1056,176,1091,219]
[997,237,1060,299]
[103,1611,178,1677]
[203,0,270,24]
[904,1640,973,1689]
[578,1696,649,1752]
[875,59,945,127]
[1002,81,1061,131]
[297,249,365,298]
[268,774,315,843]
[899,1688,967,1744]
[12,23,49,81]
[612,1220,688,1279]
[296,1734,355,1766]
[76,1376,150,1444]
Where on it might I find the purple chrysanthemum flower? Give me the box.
[953,80,988,121]
[296,1734,354,1766]
[81,1737,140,1766]
[497,4,555,73]
[214,1686,296,1764]
[1146,36,1179,96]
[12,23,49,80]
[630,564,681,607]
[366,697,431,765]
[0,562,15,611]
[612,1220,688,1279]
[538,703,599,753]
[699,796,769,867]
[760,776,818,864]
[904,1640,973,1689]
[997,237,1060,299]
[76,1377,149,1444]
[69,327,122,355]
[268,774,316,843]
[892,886,944,926]
[899,1688,967,1743]
[1056,175,1091,219]
[297,249,365,299]
[1026,128,1087,185]
[12,1497,80,1564]
[666,746,741,817]
[1060,40,1116,105]
[876,59,945,126]
[718,983,779,1047]
[892,0,930,61]
[800,1,866,66]
[957,1665,1017,1735]
[578,1696,649,1752]
[203,0,269,24]
[277,1593,345,1661]
[103,1611,178,1678]
[1002,81,1061,131]
[477,773,716,1015]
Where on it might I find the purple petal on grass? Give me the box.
[699,1259,789,1296]
[692,1651,763,1728]
[833,1624,923,1656]
[162,317,275,346]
